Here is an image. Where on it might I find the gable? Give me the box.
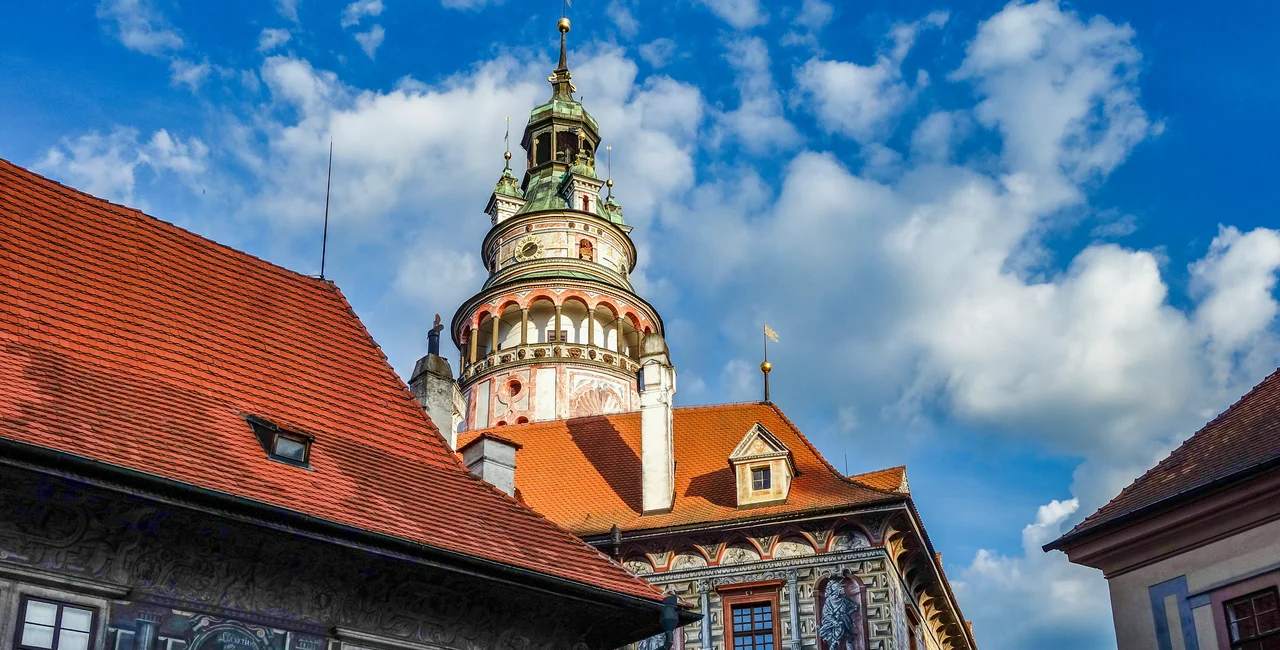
[729,422,791,462]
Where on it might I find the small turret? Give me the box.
[485,124,526,224]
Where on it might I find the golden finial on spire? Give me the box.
[605,145,613,197]
[503,116,512,168]
[762,323,778,403]
[558,16,571,33]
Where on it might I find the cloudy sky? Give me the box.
[5,0,1280,647]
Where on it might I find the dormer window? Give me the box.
[728,423,795,508]
[752,466,771,491]
[246,415,314,468]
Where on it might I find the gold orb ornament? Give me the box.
[558,17,571,33]
[504,151,512,160]
[760,360,773,373]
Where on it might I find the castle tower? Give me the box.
[449,17,669,431]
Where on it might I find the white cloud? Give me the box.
[909,110,967,161]
[954,500,1115,650]
[697,0,766,30]
[96,0,183,55]
[954,0,1159,204]
[1191,226,1280,378]
[607,0,640,39]
[782,0,834,48]
[794,0,834,31]
[716,37,799,152]
[169,58,211,90]
[36,127,209,204]
[275,0,300,22]
[341,0,383,27]
[440,0,503,9]
[639,38,677,68]
[258,28,292,53]
[355,25,386,59]
[795,13,943,143]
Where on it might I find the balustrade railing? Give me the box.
[461,342,640,379]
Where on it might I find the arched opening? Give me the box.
[496,302,522,350]
[560,298,590,345]
[556,129,579,163]
[534,131,551,166]
[528,298,557,344]
[475,312,499,357]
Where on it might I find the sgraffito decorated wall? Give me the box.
[0,466,642,650]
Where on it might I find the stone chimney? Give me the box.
[409,316,465,449]
[458,433,522,498]
[638,333,677,515]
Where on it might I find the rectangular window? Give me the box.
[16,597,97,650]
[752,466,771,491]
[730,603,775,650]
[1226,588,1280,649]
[272,433,309,464]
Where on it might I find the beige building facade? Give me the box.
[1046,371,1280,650]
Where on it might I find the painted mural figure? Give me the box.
[817,577,866,650]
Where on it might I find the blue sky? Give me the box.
[5,1,1280,647]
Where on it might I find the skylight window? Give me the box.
[272,434,309,463]
[245,415,314,468]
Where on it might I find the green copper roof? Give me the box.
[601,195,625,225]
[529,99,600,133]
[494,167,522,198]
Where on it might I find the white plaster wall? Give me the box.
[535,367,556,421]
[473,381,490,429]
[1108,518,1280,650]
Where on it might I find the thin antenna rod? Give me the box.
[320,139,333,279]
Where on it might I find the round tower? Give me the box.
[451,18,667,430]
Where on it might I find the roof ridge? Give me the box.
[0,158,326,288]
[764,402,906,497]
[1065,366,1280,537]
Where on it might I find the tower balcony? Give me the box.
[460,341,641,383]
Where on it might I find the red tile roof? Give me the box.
[850,465,909,493]
[1056,367,1280,544]
[461,402,903,536]
[0,158,664,603]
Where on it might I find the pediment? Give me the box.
[729,423,790,462]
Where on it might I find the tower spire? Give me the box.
[549,17,576,100]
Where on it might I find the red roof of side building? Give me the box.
[1050,367,1280,547]
[460,402,905,537]
[0,158,664,603]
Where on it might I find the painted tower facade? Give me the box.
[428,18,668,436]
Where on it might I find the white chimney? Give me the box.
[639,334,677,515]
[459,433,522,497]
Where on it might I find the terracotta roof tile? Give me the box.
[463,402,903,536]
[1060,367,1280,542]
[0,158,663,603]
